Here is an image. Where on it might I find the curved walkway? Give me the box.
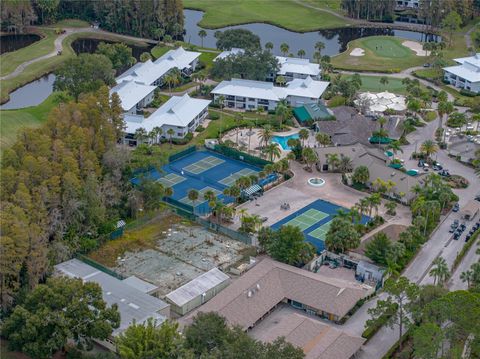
[0,28,84,80]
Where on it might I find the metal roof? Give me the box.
[166,267,230,307]
[55,259,169,336]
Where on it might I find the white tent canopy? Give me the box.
[355,91,406,114]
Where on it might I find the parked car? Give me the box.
[454,233,460,240]
[449,227,455,233]
[465,235,471,242]
[475,194,480,202]
[418,160,425,167]
[453,203,460,212]
[439,170,451,177]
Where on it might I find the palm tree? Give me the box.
[265,42,274,52]
[165,70,180,94]
[429,256,449,286]
[297,49,306,58]
[260,125,273,147]
[275,75,287,87]
[298,128,309,146]
[167,128,175,148]
[302,147,317,170]
[313,51,321,64]
[369,193,382,217]
[263,143,281,162]
[314,41,325,57]
[247,124,253,153]
[188,189,199,211]
[338,155,353,174]
[280,42,289,56]
[420,140,438,163]
[315,132,331,147]
[379,76,389,90]
[275,100,291,127]
[326,153,340,171]
[134,128,148,145]
[460,270,473,288]
[234,113,243,146]
[385,201,397,215]
[198,29,207,47]
[152,126,163,144]
[387,140,403,160]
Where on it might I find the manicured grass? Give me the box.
[332,36,426,73]
[343,75,411,94]
[49,19,90,28]
[151,45,171,59]
[183,0,349,31]
[0,92,65,154]
[1,31,151,103]
[299,0,343,12]
[1,28,57,76]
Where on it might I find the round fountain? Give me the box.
[308,178,326,187]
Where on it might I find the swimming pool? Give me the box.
[271,133,300,150]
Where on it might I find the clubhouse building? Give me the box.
[183,258,369,359]
[123,93,211,145]
[443,53,480,94]
[211,77,329,111]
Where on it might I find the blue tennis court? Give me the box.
[131,150,262,214]
[271,199,370,252]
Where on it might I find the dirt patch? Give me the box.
[402,40,430,56]
[350,47,365,57]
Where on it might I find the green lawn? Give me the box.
[342,75,412,94]
[332,36,427,72]
[48,19,90,28]
[183,0,350,31]
[0,93,65,154]
[1,28,57,76]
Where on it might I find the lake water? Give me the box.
[1,10,439,109]
[182,9,438,59]
[0,34,41,54]
[0,73,56,110]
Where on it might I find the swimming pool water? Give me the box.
[271,133,300,150]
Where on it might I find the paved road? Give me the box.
[353,114,479,358]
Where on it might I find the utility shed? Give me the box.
[166,268,230,315]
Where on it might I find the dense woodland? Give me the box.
[341,0,479,24]
[0,88,130,308]
[1,0,184,39]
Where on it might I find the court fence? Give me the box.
[212,144,271,168]
[164,201,253,245]
[76,254,125,280]
[168,145,197,163]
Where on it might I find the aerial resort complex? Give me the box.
[1,1,479,359]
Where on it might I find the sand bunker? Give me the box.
[402,40,430,56]
[350,47,365,57]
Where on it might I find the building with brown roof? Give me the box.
[184,258,373,328]
[252,312,365,359]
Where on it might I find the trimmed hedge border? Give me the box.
[452,229,479,272]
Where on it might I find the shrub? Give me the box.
[423,111,437,122]
[362,303,398,340]
[460,89,478,97]
[196,125,205,132]
[209,112,220,120]
[328,95,346,107]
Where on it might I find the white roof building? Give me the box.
[122,275,159,294]
[116,47,201,86]
[211,77,329,110]
[123,93,211,139]
[443,53,480,93]
[54,259,170,337]
[213,47,245,61]
[110,80,156,113]
[276,56,321,79]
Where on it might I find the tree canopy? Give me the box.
[96,41,136,71]
[215,29,261,51]
[54,53,115,100]
[2,276,120,359]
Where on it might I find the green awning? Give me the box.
[293,106,311,122]
[369,136,393,144]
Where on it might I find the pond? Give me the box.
[183,9,439,59]
[0,73,56,110]
[0,34,41,54]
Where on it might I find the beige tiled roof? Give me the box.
[255,313,365,359]
[184,258,371,329]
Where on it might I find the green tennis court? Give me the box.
[284,209,329,231]
[183,156,225,174]
[179,186,222,206]
[157,173,185,187]
[218,168,258,186]
[308,221,332,241]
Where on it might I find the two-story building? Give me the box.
[443,53,480,94]
[123,93,211,145]
[275,56,321,81]
[211,77,329,111]
[110,80,157,114]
